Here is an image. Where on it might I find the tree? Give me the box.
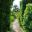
[20,0,32,17]
[0,0,14,32]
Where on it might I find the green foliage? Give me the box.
[0,0,14,32]
[20,3,32,32]
[10,15,14,24]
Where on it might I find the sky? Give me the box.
[11,0,21,11]
[13,0,20,9]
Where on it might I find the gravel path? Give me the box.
[12,19,24,32]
